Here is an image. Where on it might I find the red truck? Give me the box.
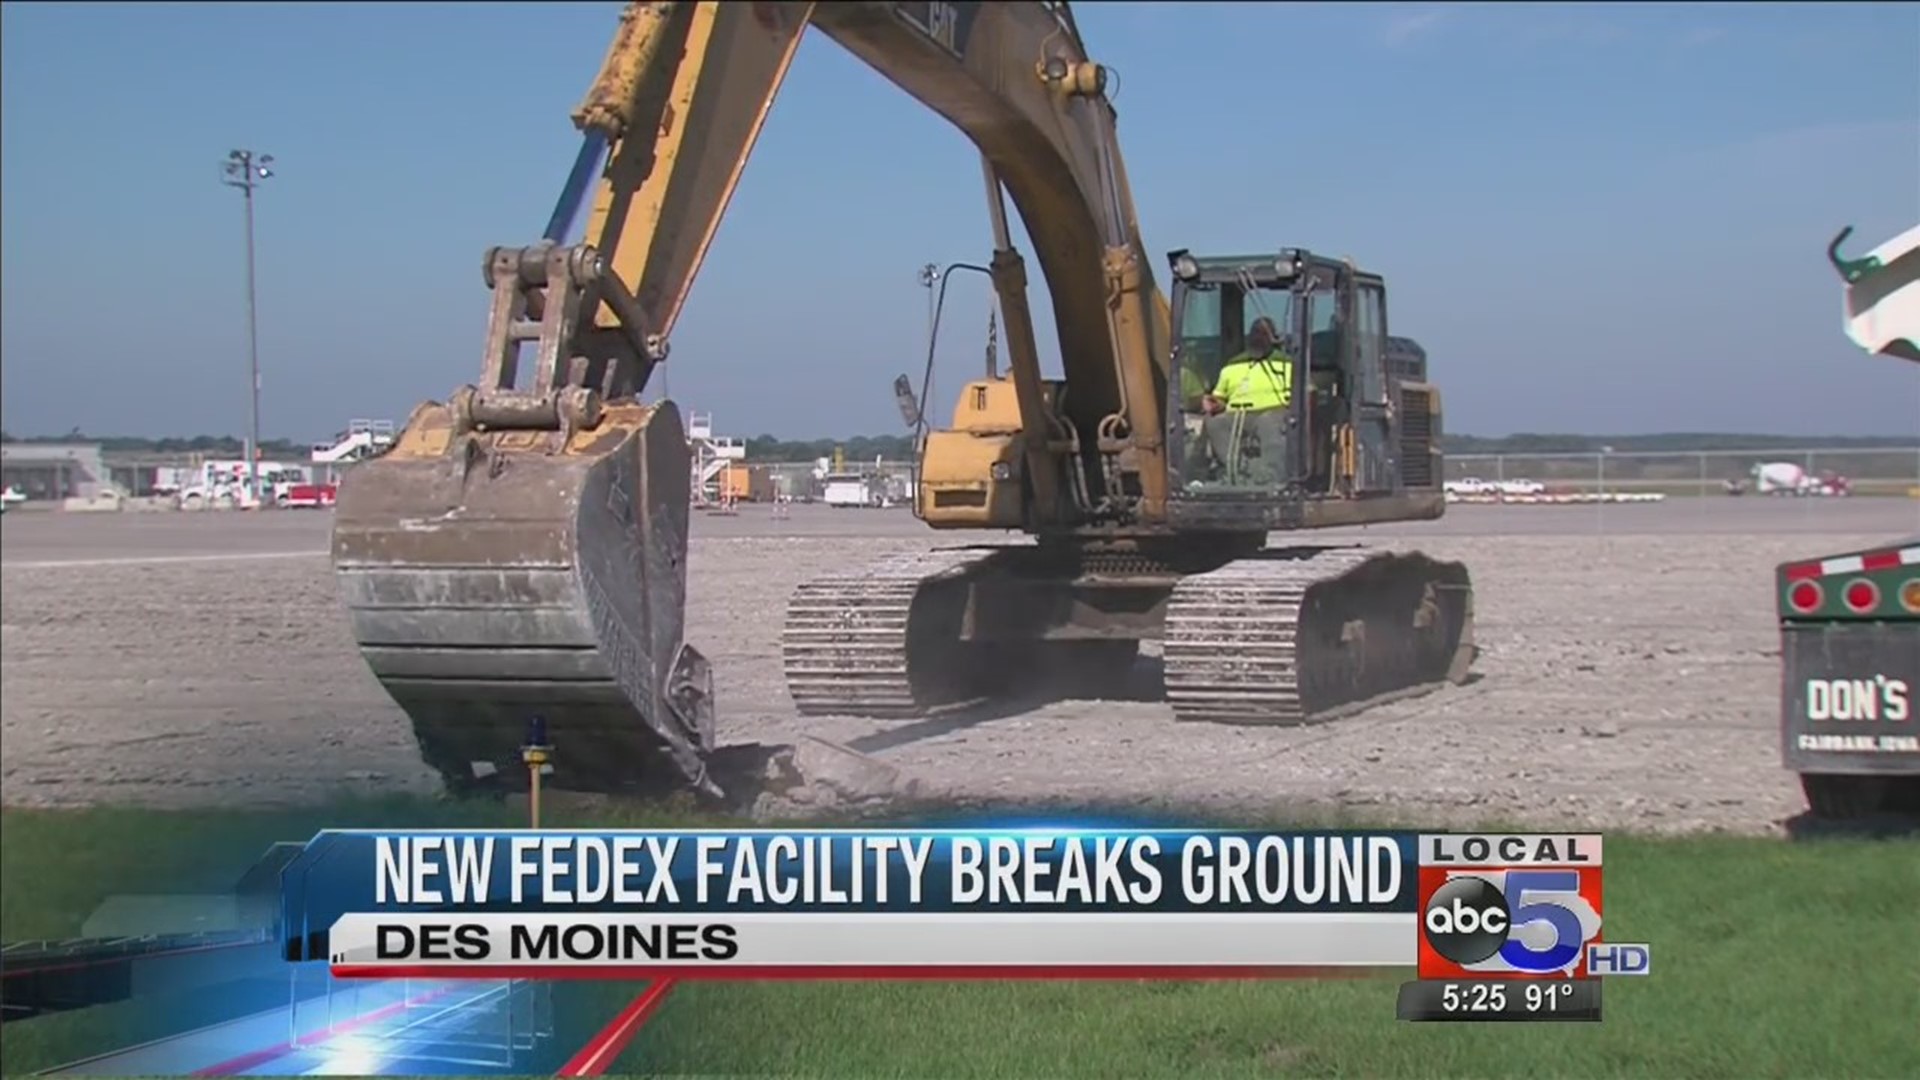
[277,481,338,509]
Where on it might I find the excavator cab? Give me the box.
[1164,248,1444,531]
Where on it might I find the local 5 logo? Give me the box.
[1417,869,1602,978]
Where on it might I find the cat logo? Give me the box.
[898,1,966,57]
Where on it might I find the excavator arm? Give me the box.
[332,1,1173,799]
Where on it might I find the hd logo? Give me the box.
[1421,869,1602,977]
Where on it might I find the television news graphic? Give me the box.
[1395,978,1603,1023]
[1586,942,1652,976]
[1416,833,1607,980]
[276,828,1433,979]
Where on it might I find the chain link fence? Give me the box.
[715,459,920,503]
[1445,447,1920,498]
[733,448,1920,501]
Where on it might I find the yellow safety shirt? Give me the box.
[1213,350,1294,410]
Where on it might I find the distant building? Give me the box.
[0,442,109,500]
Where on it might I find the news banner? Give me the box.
[277,828,1651,1022]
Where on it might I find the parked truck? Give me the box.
[176,461,335,509]
[820,473,876,508]
[1778,224,1920,818]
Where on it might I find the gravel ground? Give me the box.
[3,499,1915,833]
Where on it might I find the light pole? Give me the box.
[916,263,938,449]
[917,262,939,338]
[222,149,274,503]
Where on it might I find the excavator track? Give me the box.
[782,543,1472,725]
[1163,546,1474,724]
[782,548,1001,718]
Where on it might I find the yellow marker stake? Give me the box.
[522,715,553,829]
[524,746,550,828]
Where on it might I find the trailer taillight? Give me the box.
[1843,578,1879,614]
[1788,580,1823,613]
[1902,578,1920,614]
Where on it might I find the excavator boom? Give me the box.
[554,0,1171,518]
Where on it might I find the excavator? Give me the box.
[332,0,1475,799]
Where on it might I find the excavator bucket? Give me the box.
[331,397,718,797]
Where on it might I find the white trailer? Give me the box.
[822,474,876,508]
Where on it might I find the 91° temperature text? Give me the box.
[1396,979,1602,1023]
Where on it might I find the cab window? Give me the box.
[1179,284,1295,365]
[1238,286,1293,353]
[1355,284,1386,402]
[1307,288,1339,368]
[1173,279,1298,492]
[1176,285,1224,410]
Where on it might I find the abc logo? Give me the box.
[1423,877,1512,965]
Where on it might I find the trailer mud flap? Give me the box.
[1781,622,1920,775]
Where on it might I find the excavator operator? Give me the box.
[1195,316,1295,485]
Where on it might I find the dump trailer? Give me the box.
[1778,224,1920,818]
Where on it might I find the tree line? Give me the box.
[0,430,315,457]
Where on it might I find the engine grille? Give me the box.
[1399,387,1435,489]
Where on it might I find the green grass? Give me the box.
[4,800,1918,1078]
[622,832,1920,1079]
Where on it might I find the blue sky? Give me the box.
[2,1,1916,441]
